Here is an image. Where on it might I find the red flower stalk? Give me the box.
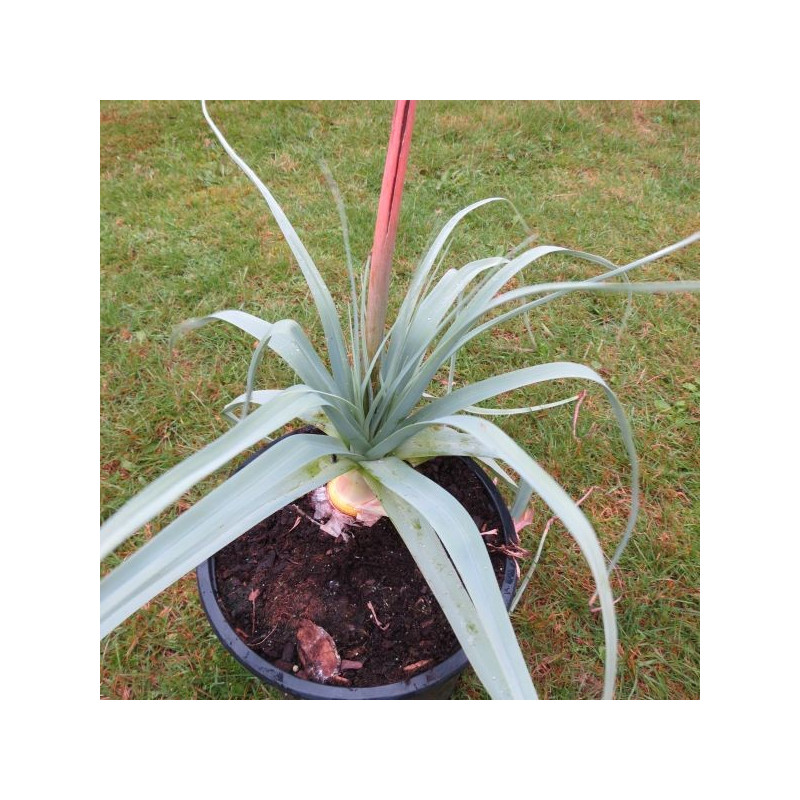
[364,100,417,364]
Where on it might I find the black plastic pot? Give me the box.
[196,430,518,699]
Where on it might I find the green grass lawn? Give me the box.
[100,100,699,700]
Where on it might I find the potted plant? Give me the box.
[100,100,699,699]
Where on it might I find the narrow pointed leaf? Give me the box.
[101,434,354,636]
[385,278,698,430]
[100,386,327,558]
[362,458,537,699]
[368,360,641,575]
[201,102,353,399]
[381,197,509,381]
[175,310,337,395]
[405,416,620,698]
[363,471,535,700]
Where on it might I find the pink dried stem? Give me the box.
[365,100,417,366]
[572,389,588,439]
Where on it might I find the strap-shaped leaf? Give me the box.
[173,308,270,340]
[510,480,534,521]
[480,233,700,333]
[319,159,364,401]
[403,256,507,357]
[383,278,698,431]
[461,245,610,320]
[451,233,699,349]
[404,416,620,698]
[393,424,489,460]
[175,309,336,395]
[217,325,367,449]
[367,256,507,433]
[362,458,537,699]
[381,197,509,382]
[475,457,519,491]
[369,360,641,576]
[221,391,334,436]
[393,426,525,507]
[100,386,327,559]
[475,280,699,340]
[201,102,353,400]
[377,233,700,433]
[463,394,580,418]
[376,245,605,421]
[101,434,354,637]
[238,323,367,448]
[362,469,536,699]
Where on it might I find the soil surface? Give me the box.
[213,456,509,688]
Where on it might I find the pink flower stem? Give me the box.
[365,101,417,365]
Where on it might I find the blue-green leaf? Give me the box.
[401,416,620,698]
[362,458,537,699]
[100,386,328,559]
[101,433,354,636]
[201,102,353,401]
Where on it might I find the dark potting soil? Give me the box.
[213,456,508,688]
